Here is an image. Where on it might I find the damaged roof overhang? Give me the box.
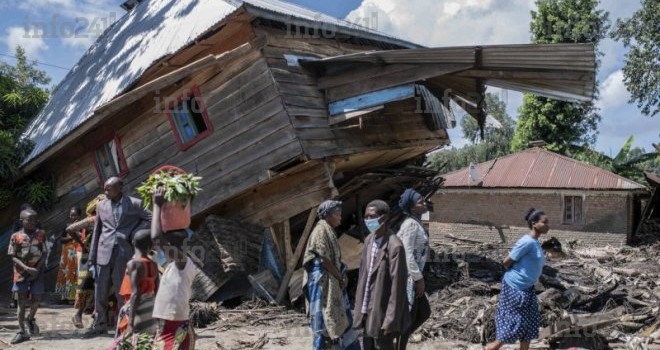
[301,43,596,134]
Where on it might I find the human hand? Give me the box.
[126,323,134,335]
[25,267,39,277]
[153,187,166,207]
[414,279,425,298]
[340,275,348,290]
[89,265,98,279]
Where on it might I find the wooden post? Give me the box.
[283,219,293,264]
[276,208,318,304]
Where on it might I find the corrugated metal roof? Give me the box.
[303,44,596,102]
[22,0,419,166]
[442,147,646,190]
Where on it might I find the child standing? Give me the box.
[151,188,199,350]
[8,209,48,344]
[115,229,159,340]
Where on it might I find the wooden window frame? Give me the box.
[562,194,585,225]
[165,86,213,151]
[90,133,129,185]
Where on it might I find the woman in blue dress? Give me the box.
[486,208,549,350]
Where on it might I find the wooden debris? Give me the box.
[420,240,660,348]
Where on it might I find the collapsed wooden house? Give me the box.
[2,0,597,301]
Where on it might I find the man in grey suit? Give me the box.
[83,177,151,337]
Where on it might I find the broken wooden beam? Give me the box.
[275,208,318,304]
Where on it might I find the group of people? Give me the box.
[8,177,200,350]
[8,179,550,350]
[303,189,550,350]
[302,190,432,350]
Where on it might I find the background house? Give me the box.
[431,147,649,246]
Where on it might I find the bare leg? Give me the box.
[16,294,27,333]
[485,340,504,350]
[520,341,530,350]
[75,304,84,318]
[28,295,40,320]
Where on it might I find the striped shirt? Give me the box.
[361,235,384,314]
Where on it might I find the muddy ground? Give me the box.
[0,304,543,350]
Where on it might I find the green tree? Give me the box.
[428,93,515,173]
[610,0,659,117]
[511,0,609,154]
[568,136,660,185]
[0,46,54,209]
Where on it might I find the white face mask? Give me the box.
[364,216,383,233]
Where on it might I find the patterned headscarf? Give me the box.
[398,188,423,215]
[317,200,342,220]
[85,194,106,217]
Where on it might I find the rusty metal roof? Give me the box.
[441,147,646,190]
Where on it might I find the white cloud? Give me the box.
[2,26,48,58]
[347,0,653,155]
[598,70,630,110]
[347,0,535,47]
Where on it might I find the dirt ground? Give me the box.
[0,304,543,350]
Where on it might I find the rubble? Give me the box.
[420,238,660,349]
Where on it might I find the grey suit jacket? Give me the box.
[89,195,152,266]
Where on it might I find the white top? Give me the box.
[152,257,199,321]
[397,217,429,282]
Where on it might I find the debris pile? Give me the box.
[190,298,306,332]
[420,239,660,349]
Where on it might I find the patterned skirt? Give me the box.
[116,294,157,337]
[495,280,540,343]
[153,320,195,350]
[55,241,77,300]
[74,252,94,313]
[307,261,361,350]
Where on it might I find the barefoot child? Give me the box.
[8,209,48,344]
[114,229,159,342]
[151,188,199,350]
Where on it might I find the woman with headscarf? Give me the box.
[396,188,431,350]
[56,206,82,302]
[65,194,105,328]
[485,208,549,350]
[303,200,361,350]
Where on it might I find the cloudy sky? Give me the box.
[0,0,656,155]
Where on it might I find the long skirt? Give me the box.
[495,280,540,343]
[74,251,94,313]
[153,320,195,350]
[307,261,361,350]
[55,241,77,300]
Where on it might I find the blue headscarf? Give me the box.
[398,188,423,216]
[317,200,342,220]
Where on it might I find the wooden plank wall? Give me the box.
[18,27,304,238]
[258,26,448,161]
[211,160,337,227]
